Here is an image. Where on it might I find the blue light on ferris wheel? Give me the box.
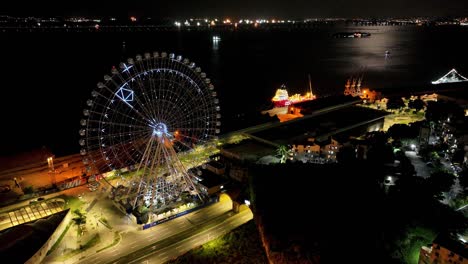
[122,63,134,73]
[116,85,134,103]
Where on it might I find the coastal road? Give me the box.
[75,200,234,264]
[130,209,253,264]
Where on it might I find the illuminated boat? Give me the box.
[333,32,371,38]
[272,81,316,108]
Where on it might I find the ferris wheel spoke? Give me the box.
[119,77,157,120]
[170,99,215,125]
[92,97,150,127]
[147,78,162,120]
[97,128,151,139]
[134,65,161,120]
[106,78,154,123]
[86,120,149,130]
[158,86,198,125]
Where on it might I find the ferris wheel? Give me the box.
[79,52,221,213]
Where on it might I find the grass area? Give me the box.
[384,111,426,131]
[167,220,267,264]
[47,222,72,256]
[59,194,85,211]
[219,133,250,145]
[359,101,426,131]
[96,231,121,253]
[55,233,101,262]
[399,227,436,264]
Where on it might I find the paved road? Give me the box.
[72,200,233,264]
[405,151,432,178]
[133,209,253,264]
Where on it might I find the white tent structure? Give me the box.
[431,68,468,85]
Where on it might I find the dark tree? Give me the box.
[425,101,465,123]
[337,144,357,164]
[451,147,465,164]
[426,171,456,199]
[459,169,468,191]
[386,97,405,110]
[387,124,416,140]
[408,98,425,111]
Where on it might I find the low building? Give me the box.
[320,137,341,161]
[288,137,342,163]
[419,232,468,264]
[197,169,229,196]
[420,93,438,102]
[229,166,249,182]
[360,88,382,103]
[205,160,226,175]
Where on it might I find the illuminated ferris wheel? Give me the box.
[79,52,221,213]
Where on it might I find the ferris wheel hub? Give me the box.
[152,122,168,138]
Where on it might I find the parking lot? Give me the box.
[0,198,65,231]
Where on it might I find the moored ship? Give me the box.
[272,77,316,107]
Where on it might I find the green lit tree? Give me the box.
[276,145,289,164]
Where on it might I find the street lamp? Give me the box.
[47,156,56,185]
[47,156,55,172]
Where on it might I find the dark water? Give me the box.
[1,25,467,156]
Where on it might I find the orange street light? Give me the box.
[47,156,56,185]
[47,157,54,170]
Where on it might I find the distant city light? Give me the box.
[130,16,137,22]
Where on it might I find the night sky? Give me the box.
[1,0,467,18]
